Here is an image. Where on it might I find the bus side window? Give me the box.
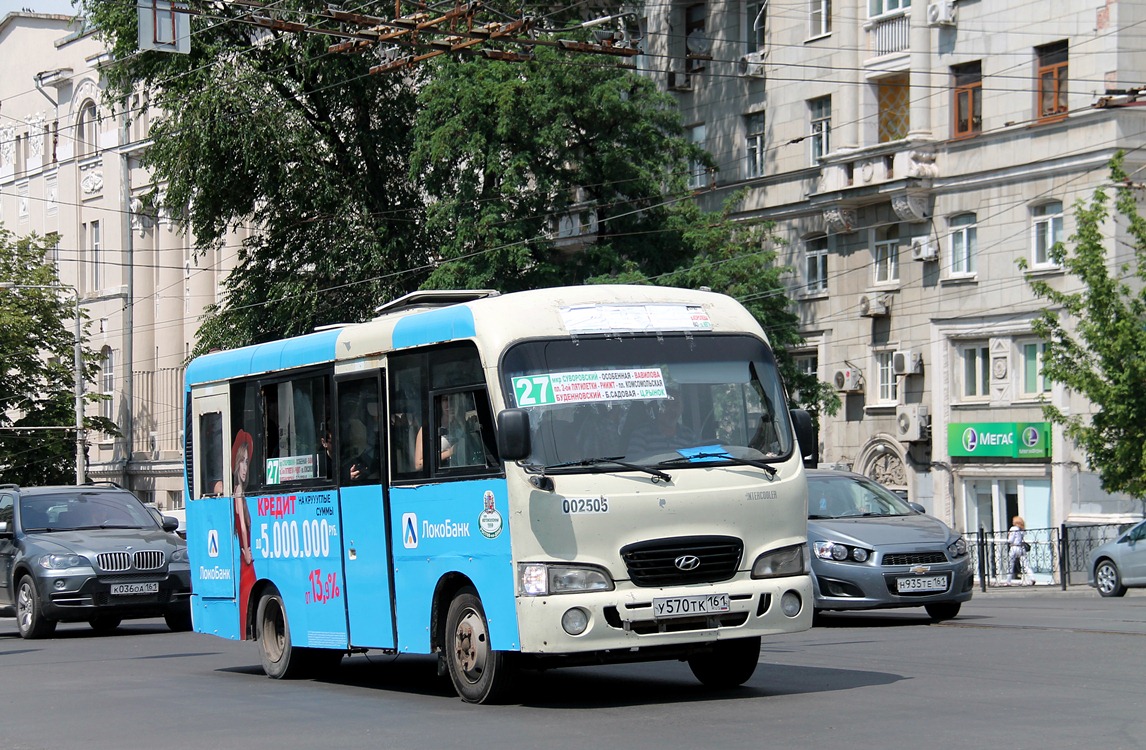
[199,412,224,496]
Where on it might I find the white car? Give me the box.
[1088,519,1146,597]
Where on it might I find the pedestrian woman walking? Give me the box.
[1005,515,1033,586]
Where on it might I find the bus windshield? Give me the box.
[502,334,793,470]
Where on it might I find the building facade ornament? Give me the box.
[80,170,103,194]
[823,206,858,234]
[892,192,931,222]
[907,149,939,179]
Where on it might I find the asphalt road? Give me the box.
[2,586,1142,750]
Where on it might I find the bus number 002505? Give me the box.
[259,519,336,559]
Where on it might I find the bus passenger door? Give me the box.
[336,372,396,649]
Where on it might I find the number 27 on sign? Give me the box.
[306,569,341,604]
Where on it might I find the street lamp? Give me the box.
[0,281,86,484]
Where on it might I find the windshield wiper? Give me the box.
[657,451,778,477]
[541,456,673,483]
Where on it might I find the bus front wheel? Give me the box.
[444,588,513,704]
[687,636,761,688]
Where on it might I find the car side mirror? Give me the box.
[162,516,179,533]
[789,408,818,468]
[0,520,10,537]
[496,409,532,462]
[910,502,927,514]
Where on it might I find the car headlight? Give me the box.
[518,563,614,596]
[170,547,189,563]
[752,544,806,579]
[38,553,86,570]
[812,540,872,563]
[948,537,968,558]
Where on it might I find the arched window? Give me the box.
[77,101,98,157]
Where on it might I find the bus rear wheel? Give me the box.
[444,588,513,704]
[256,589,339,679]
[687,636,761,688]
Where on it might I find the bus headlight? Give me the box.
[518,563,614,596]
[751,544,806,579]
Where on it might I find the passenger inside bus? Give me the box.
[343,418,380,484]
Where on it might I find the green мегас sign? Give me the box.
[947,422,1050,458]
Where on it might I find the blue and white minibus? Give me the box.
[183,285,815,703]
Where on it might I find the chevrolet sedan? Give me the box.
[0,484,192,638]
[807,469,973,621]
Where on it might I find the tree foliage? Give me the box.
[1026,154,1146,496]
[0,229,117,485]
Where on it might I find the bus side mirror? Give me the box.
[789,408,818,468]
[497,409,532,462]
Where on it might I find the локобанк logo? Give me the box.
[961,427,978,453]
[402,512,418,549]
[207,529,219,558]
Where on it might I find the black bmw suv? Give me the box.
[0,484,192,638]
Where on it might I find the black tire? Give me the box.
[88,616,122,634]
[1094,559,1127,598]
[255,590,339,679]
[687,636,761,688]
[924,602,961,621]
[444,587,514,704]
[16,576,56,639]
[164,607,193,632]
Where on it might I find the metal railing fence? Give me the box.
[971,523,1135,590]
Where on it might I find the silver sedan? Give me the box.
[1088,519,1146,597]
[807,469,973,621]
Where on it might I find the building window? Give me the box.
[952,61,982,138]
[1036,40,1068,122]
[87,220,102,292]
[77,101,98,157]
[809,96,831,162]
[876,350,897,403]
[804,236,828,294]
[810,0,831,36]
[688,123,708,189]
[685,4,707,73]
[100,346,115,421]
[745,112,765,179]
[745,1,766,52]
[1032,201,1063,267]
[874,230,899,284]
[959,343,991,399]
[152,0,177,45]
[878,73,910,143]
[1021,341,1051,396]
[949,213,977,275]
[792,353,819,402]
[868,0,908,17]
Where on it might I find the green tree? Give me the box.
[0,229,117,485]
[411,44,706,291]
[1025,154,1146,496]
[80,0,432,352]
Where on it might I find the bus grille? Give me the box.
[620,536,742,587]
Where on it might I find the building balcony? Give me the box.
[865,9,910,58]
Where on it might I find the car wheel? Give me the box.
[16,575,57,639]
[444,587,514,704]
[1095,559,1127,598]
[687,636,761,688]
[925,602,961,621]
[88,617,122,634]
[164,608,193,632]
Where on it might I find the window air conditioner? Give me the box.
[892,349,923,376]
[859,294,890,317]
[834,368,863,393]
[738,53,766,79]
[927,1,956,27]
[896,404,930,443]
[910,236,938,262]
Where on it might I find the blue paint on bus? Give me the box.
[184,329,341,387]
[391,306,477,350]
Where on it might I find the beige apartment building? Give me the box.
[0,11,234,510]
[638,0,1145,533]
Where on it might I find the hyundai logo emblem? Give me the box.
[674,554,701,571]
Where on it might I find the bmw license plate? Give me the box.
[896,575,947,593]
[652,593,730,619]
[110,582,159,596]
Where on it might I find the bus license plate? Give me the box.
[111,582,159,596]
[652,593,730,619]
[896,575,947,593]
